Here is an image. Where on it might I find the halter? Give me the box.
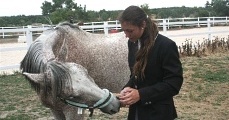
[60,89,114,117]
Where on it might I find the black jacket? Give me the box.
[124,34,183,120]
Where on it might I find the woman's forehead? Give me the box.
[121,21,138,30]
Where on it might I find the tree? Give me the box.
[140,4,151,16]
[98,9,110,21]
[49,9,70,24]
[205,1,212,8]
[212,0,229,16]
[64,0,75,9]
[0,18,7,26]
[40,0,87,23]
[52,0,65,10]
[198,10,210,17]
[41,1,53,15]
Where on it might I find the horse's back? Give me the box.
[67,31,130,92]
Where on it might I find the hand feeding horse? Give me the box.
[20,22,130,119]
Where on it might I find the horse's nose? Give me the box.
[110,103,120,114]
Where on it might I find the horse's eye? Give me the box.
[46,71,52,79]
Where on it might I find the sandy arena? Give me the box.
[0,26,228,74]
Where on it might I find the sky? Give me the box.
[0,0,211,17]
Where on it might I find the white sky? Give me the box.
[0,0,210,17]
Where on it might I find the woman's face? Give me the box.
[121,21,144,42]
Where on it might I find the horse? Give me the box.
[20,22,130,119]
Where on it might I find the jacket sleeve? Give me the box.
[123,75,135,88]
[138,41,183,104]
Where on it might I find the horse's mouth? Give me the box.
[109,103,121,114]
[103,108,120,115]
[110,109,119,114]
[101,104,120,115]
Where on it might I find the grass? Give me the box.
[175,53,229,120]
[0,53,228,120]
[191,55,229,82]
[0,72,51,120]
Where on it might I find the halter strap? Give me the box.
[60,89,114,117]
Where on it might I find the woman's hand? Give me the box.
[118,87,140,106]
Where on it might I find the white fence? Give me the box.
[0,17,229,72]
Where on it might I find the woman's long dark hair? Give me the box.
[118,5,159,79]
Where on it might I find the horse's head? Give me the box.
[22,60,120,115]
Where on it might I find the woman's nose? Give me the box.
[124,32,130,38]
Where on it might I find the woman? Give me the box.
[118,6,183,120]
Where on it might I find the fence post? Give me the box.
[2,27,4,38]
[167,19,170,29]
[26,25,33,49]
[163,19,167,35]
[226,16,228,25]
[212,17,215,26]
[104,22,108,35]
[92,22,95,33]
[116,20,118,30]
[23,26,26,36]
[198,17,200,27]
[207,18,211,40]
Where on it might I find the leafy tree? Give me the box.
[49,9,72,24]
[65,0,75,9]
[198,9,210,17]
[140,4,151,15]
[87,10,98,22]
[52,0,65,9]
[41,1,53,15]
[212,0,229,16]
[99,9,110,21]
[205,1,212,8]
[40,0,87,23]
[0,18,7,26]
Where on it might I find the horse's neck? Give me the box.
[74,32,128,60]
[69,33,128,62]
[87,33,128,48]
[66,32,130,92]
[39,31,59,62]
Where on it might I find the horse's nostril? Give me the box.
[116,96,120,100]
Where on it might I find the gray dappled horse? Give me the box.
[20,22,130,119]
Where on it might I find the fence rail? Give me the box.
[0,17,229,72]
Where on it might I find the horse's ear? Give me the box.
[56,38,68,62]
[23,72,45,84]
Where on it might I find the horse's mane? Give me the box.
[20,21,77,74]
[44,61,71,99]
[20,33,71,98]
[20,41,44,74]
[56,21,81,30]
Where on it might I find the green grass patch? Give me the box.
[191,55,229,83]
[0,73,51,119]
